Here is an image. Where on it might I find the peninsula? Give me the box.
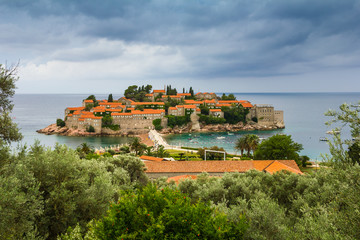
[37,85,284,136]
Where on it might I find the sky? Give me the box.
[1,0,360,94]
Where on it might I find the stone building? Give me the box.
[195,92,217,100]
[209,109,224,118]
[247,104,284,127]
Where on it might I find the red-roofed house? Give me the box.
[144,160,302,179]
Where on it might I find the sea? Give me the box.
[11,92,360,160]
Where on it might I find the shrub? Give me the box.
[56,118,66,127]
[166,115,190,128]
[103,124,120,131]
[198,114,226,124]
[94,184,248,239]
[152,118,163,130]
[87,125,95,132]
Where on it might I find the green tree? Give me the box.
[154,145,169,158]
[56,118,66,127]
[86,95,97,101]
[235,136,247,156]
[130,137,146,155]
[245,134,260,157]
[94,184,247,239]
[254,134,303,160]
[323,101,360,167]
[0,64,22,144]
[102,115,113,126]
[348,141,360,165]
[107,93,113,102]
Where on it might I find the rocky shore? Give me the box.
[38,121,285,137]
[159,121,285,135]
[36,124,145,137]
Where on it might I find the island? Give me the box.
[37,85,284,137]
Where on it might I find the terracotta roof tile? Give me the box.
[140,155,164,162]
[132,102,165,105]
[167,175,198,183]
[111,113,133,116]
[210,109,222,112]
[153,90,166,93]
[183,105,197,109]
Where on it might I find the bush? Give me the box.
[152,118,163,130]
[102,124,120,131]
[94,184,248,239]
[166,115,191,128]
[198,114,226,124]
[87,125,95,132]
[198,146,227,160]
[56,118,66,127]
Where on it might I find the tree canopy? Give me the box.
[254,134,303,160]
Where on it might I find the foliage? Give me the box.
[166,115,191,128]
[130,137,147,155]
[84,103,94,111]
[94,184,248,239]
[86,125,95,133]
[198,146,226,160]
[107,93,113,102]
[348,141,360,165]
[124,85,152,102]
[198,114,226,125]
[154,145,169,158]
[102,124,120,131]
[199,104,209,115]
[251,117,258,123]
[0,142,148,239]
[221,105,249,124]
[254,134,303,161]
[166,85,177,95]
[0,64,22,146]
[177,168,360,240]
[235,134,260,157]
[323,101,360,167]
[135,105,144,110]
[189,86,194,97]
[152,118,163,130]
[86,95,97,102]
[56,118,66,127]
[102,115,113,126]
[221,93,236,100]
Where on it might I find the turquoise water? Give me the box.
[11,92,360,159]
[12,94,132,150]
[164,92,360,160]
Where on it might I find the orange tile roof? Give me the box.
[99,102,124,106]
[132,109,165,115]
[183,105,197,109]
[216,104,231,107]
[68,114,73,117]
[84,99,93,103]
[177,93,191,96]
[93,109,106,113]
[111,113,133,116]
[167,175,198,183]
[145,160,302,175]
[80,115,102,120]
[132,102,165,105]
[73,111,81,115]
[263,161,303,175]
[241,102,253,108]
[204,99,216,103]
[67,107,85,111]
[153,90,166,93]
[176,105,184,108]
[184,100,203,104]
[140,155,164,162]
[106,109,123,112]
[145,94,154,97]
[210,109,222,112]
[127,108,135,111]
[218,100,239,104]
[196,108,201,112]
[169,107,178,110]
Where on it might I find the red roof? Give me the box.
[169,107,178,110]
[140,155,164,162]
[177,93,191,96]
[241,102,253,108]
[84,99,93,103]
[67,107,85,111]
[210,109,222,112]
[183,105,197,109]
[218,100,239,104]
[111,113,132,116]
[144,160,302,175]
[132,109,165,115]
[184,100,203,104]
[153,90,166,93]
[167,175,198,183]
[132,102,165,105]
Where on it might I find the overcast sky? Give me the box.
[1,0,360,93]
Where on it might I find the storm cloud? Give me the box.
[1,0,359,93]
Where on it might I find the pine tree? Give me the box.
[108,93,113,102]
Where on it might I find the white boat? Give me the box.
[227,132,234,135]
[217,136,226,139]
[326,130,340,134]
